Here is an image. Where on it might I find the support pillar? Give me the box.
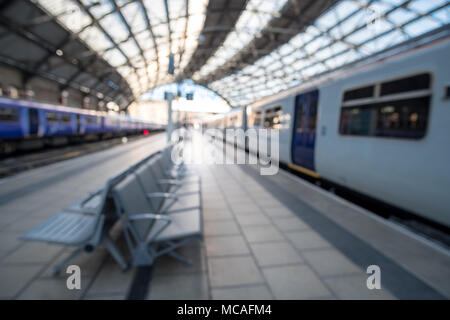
[167,92,174,142]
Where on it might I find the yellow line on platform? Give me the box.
[288,163,320,178]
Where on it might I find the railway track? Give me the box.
[0,133,160,178]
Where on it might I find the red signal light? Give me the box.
[143,130,149,135]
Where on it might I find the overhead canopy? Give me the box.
[1,0,449,109]
[207,0,450,105]
[0,0,134,108]
[35,0,214,100]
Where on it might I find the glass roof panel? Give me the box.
[37,0,92,33]
[78,25,113,52]
[193,0,289,80]
[100,12,129,43]
[102,48,127,67]
[35,0,449,104]
[121,2,147,34]
[82,0,113,19]
[211,0,450,105]
[119,38,140,59]
[144,0,167,25]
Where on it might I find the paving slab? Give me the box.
[303,249,362,278]
[0,264,44,298]
[206,235,250,257]
[262,206,295,218]
[250,241,304,267]
[241,225,285,243]
[285,230,332,251]
[263,265,332,300]
[86,259,135,296]
[208,256,264,288]
[2,242,63,265]
[41,249,108,278]
[272,216,310,232]
[235,212,271,226]
[148,273,209,300]
[212,285,273,300]
[17,277,90,300]
[204,220,240,237]
[203,208,234,221]
[324,274,396,300]
[0,231,23,259]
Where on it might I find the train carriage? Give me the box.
[0,97,157,154]
[204,37,450,228]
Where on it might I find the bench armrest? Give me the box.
[79,189,104,206]
[128,213,172,244]
[146,192,178,200]
[158,179,182,186]
[129,213,171,222]
[73,208,98,215]
[166,164,185,172]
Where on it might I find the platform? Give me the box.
[0,133,449,300]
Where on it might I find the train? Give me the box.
[203,37,450,228]
[0,97,163,154]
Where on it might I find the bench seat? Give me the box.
[135,157,201,214]
[160,192,201,214]
[21,211,101,246]
[112,171,202,267]
[148,209,201,243]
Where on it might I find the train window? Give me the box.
[380,73,430,96]
[229,116,238,128]
[295,107,303,132]
[444,86,450,99]
[340,72,431,139]
[343,85,374,101]
[61,114,71,124]
[0,107,19,122]
[339,96,430,139]
[46,112,59,124]
[264,106,282,129]
[253,111,262,127]
[86,116,97,124]
[309,99,318,131]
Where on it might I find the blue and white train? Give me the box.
[0,97,162,154]
[203,37,450,228]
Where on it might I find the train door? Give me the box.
[28,108,39,136]
[76,114,81,134]
[291,90,319,171]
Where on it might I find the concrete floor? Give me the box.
[0,133,166,299]
[0,132,449,300]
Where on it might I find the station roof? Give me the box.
[1,0,449,109]
[0,0,134,109]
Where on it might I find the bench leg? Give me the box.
[53,247,84,276]
[156,240,194,266]
[167,250,192,266]
[102,234,129,271]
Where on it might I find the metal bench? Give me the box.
[21,179,127,275]
[161,144,199,180]
[20,151,160,274]
[151,154,200,195]
[20,143,202,271]
[112,172,203,267]
[135,155,201,213]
